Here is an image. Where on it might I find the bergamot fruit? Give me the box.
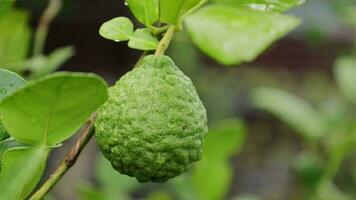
[95,55,208,182]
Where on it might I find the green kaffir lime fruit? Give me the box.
[95,55,208,182]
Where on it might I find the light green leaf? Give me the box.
[334,57,356,105]
[0,9,31,71]
[192,119,246,200]
[128,28,159,50]
[253,87,326,140]
[77,184,112,200]
[96,155,139,194]
[0,69,26,141]
[99,17,134,42]
[343,5,356,27]
[146,191,173,200]
[212,0,306,12]
[0,139,26,169]
[0,146,49,200]
[185,5,300,65]
[28,46,75,79]
[127,0,159,26]
[0,68,27,101]
[193,158,231,200]
[0,72,108,146]
[160,0,202,26]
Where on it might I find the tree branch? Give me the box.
[33,0,62,56]
[155,26,176,56]
[29,114,97,200]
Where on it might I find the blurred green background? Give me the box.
[1,0,355,199]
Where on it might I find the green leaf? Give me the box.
[127,0,159,26]
[253,87,326,140]
[128,28,159,50]
[334,57,356,105]
[212,0,306,12]
[77,184,112,200]
[27,46,75,79]
[96,155,139,194]
[0,9,31,71]
[293,153,323,193]
[0,146,49,200]
[0,123,8,141]
[0,69,26,141]
[99,17,134,42]
[185,5,300,65]
[343,5,356,27]
[0,68,27,101]
[0,139,26,170]
[0,0,13,16]
[0,72,108,146]
[146,191,173,200]
[160,0,202,26]
[192,119,246,200]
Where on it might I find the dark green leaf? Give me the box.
[253,87,326,140]
[0,72,108,146]
[212,0,305,12]
[185,5,300,65]
[99,17,134,42]
[128,28,159,50]
[127,0,159,26]
[0,123,8,141]
[0,146,49,200]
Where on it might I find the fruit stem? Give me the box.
[155,25,176,56]
[33,0,62,56]
[29,114,97,200]
[133,51,147,68]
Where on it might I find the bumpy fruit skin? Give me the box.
[95,55,208,182]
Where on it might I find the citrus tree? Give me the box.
[0,0,305,199]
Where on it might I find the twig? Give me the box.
[155,26,176,56]
[33,0,62,56]
[133,51,147,68]
[29,114,97,200]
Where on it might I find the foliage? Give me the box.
[100,0,303,65]
[0,0,307,199]
[0,71,108,199]
[252,48,356,200]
